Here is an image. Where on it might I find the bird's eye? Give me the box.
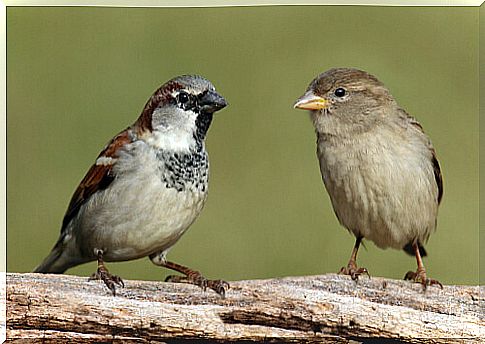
[177,92,190,104]
[334,88,346,97]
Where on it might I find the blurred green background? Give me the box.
[7,6,479,285]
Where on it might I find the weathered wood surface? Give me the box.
[5,272,484,343]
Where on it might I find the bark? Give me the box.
[5,272,484,343]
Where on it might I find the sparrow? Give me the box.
[294,68,443,289]
[34,75,229,296]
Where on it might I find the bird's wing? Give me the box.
[61,128,134,233]
[429,147,443,204]
[400,109,443,205]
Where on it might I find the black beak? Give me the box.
[198,90,228,113]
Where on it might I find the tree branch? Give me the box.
[6,272,483,343]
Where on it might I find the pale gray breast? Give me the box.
[74,141,210,260]
[316,126,439,249]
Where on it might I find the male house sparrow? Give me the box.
[294,68,443,289]
[34,75,228,296]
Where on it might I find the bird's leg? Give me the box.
[404,242,442,290]
[161,260,229,297]
[88,250,124,296]
[339,236,369,280]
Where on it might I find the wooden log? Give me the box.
[5,272,484,343]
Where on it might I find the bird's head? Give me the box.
[294,68,396,132]
[136,75,227,151]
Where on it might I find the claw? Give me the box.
[339,237,369,281]
[89,267,124,296]
[207,279,229,297]
[404,270,443,290]
[339,264,370,281]
[160,260,228,297]
[89,250,124,295]
[165,272,228,297]
[405,242,442,291]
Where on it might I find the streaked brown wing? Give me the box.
[61,128,133,231]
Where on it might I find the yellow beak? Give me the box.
[293,93,328,110]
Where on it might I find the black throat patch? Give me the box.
[156,143,209,193]
[194,112,213,141]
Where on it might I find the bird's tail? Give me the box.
[33,242,72,274]
[403,242,427,257]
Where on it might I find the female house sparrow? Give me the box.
[294,68,443,289]
[34,75,228,296]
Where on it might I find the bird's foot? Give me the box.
[89,266,124,296]
[404,269,442,290]
[165,271,229,297]
[339,262,370,281]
